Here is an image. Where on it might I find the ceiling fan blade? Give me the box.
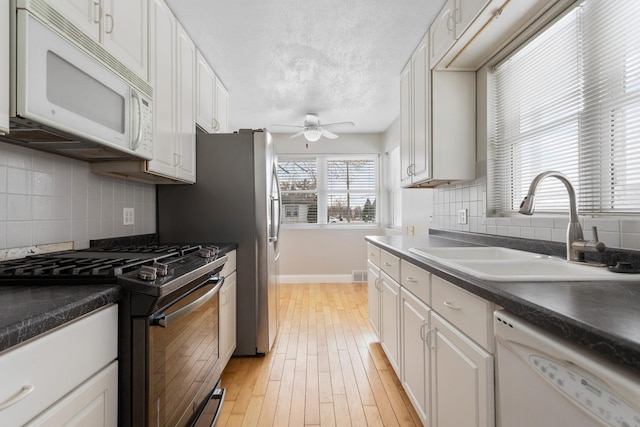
[321,129,339,139]
[322,121,355,129]
[271,124,304,128]
[289,131,305,139]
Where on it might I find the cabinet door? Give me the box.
[24,362,118,427]
[429,0,456,69]
[196,51,216,133]
[399,63,413,187]
[46,0,99,41]
[215,78,229,133]
[367,260,381,339]
[220,271,237,371]
[175,22,196,183]
[454,0,489,38]
[401,289,430,426]
[103,0,148,80]
[411,34,431,184]
[430,312,494,427]
[1,0,8,133]
[380,271,401,377]
[148,0,176,178]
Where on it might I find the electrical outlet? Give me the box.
[457,208,468,225]
[123,207,135,225]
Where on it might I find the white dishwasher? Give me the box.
[494,310,640,427]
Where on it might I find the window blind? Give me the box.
[490,0,640,215]
[277,156,378,224]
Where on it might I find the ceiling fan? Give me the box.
[272,113,355,142]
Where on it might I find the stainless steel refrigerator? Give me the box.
[157,129,281,355]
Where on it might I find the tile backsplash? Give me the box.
[0,142,156,250]
[432,161,640,251]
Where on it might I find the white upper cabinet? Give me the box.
[196,51,216,132]
[148,0,176,178]
[196,50,229,134]
[46,0,149,80]
[430,0,490,68]
[400,33,431,187]
[215,77,229,133]
[1,0,8,134]
[175,21,196,182]
[147,0,196,183]
[400,31,475,187]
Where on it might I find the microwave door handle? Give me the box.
[151,276,224,328]
[130,90,143,151]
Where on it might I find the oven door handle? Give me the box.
[151,276,225,328]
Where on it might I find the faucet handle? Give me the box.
[571,226,606,253]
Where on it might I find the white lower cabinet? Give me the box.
[430,311,494,427]
[400,288,431,426]
[220,270,237,370]
[0,305,118,426]
[380,271,401,377]
[219,250,237,371]
[367,259,382,339]
[24,361,118,427]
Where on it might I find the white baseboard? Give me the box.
[279,274,354,284]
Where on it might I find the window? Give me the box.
[489,0,640,215]
[278,155,378,225]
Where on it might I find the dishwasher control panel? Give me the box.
[530,355,640,427]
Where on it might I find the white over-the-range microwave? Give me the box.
[2,1,153,161]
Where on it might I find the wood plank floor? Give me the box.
[217,283,422,426]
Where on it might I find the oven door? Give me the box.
[148,276,224,427]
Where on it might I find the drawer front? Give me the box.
[400,260,430,305]
[431,275,493,351]
[220,249,237,277]
[367,243,381,266]
[380,249,401,282]
[0,305,118,426]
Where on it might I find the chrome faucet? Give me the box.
[519,171,605,262]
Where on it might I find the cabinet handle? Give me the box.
[105,13,114,34]
[443,301,461,310]
[173,153,179,166]
[406,276,417,283]
[447,14,455,32]
[375,278,382,291]
[0,385,35,411]
[93,1,101,24]
[383,262,392,267]
[212,118,219,131]
[425,328,435,349]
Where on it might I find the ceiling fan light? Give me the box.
[304,129,322,142]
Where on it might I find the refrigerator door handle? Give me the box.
[269,164,282,243]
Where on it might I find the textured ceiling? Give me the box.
[165,0,446,134]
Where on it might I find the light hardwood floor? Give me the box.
[217,283,422,426]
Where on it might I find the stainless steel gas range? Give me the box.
[0,244,229,427]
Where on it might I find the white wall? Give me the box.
[274,132,386,282]
[0,142,156,253]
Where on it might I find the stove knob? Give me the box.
[138,265,157,281]
[153,262,168,276]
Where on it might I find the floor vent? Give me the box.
[352,270,368,283]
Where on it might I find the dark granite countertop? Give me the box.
[0,285,122,353]
[366,233,640,374]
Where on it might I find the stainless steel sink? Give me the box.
[409,247,639,282]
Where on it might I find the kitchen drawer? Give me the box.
[380,249,400,282]
[367,243,381,266]
[401,260,430,305]
[431,275,494,351]
[220,249,236,277]
[0,305,118,426]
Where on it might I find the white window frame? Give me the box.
[278,154,380,228]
